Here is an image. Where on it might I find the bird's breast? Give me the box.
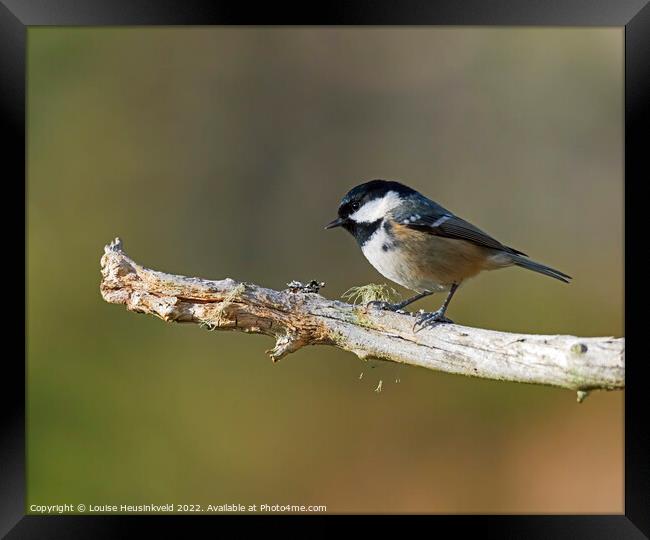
[360,219,492,292]
[360,220,438,292]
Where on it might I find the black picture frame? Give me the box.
[4,0,647,536]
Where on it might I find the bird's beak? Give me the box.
[324,217,346,230]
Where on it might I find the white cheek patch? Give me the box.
[349,191,402,223]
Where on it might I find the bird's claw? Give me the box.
[366,300,400,312]
[413,309,454,332]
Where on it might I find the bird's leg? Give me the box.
[366,291,432,313]
[414,283,459,331]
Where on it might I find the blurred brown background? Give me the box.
[27,27,623,513]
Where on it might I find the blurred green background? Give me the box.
[27,27,623,514]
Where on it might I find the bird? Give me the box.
[325,179,571,330]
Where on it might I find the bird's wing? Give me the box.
[391,200,526,256]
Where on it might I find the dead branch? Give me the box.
[100,238,624,399]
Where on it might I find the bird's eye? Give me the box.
[351,202,360,211]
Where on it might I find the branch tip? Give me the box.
[267,333,302,362]
[105,237,124,253]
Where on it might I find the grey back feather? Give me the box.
[391,195,526,256]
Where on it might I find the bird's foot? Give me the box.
[413,309,454,332]
[366,300,398,311]
[366,300,405,313]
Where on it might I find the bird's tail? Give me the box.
[510,254,571,283]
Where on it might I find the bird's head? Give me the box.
[325,179,416,233]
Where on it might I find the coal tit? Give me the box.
[325,179,571,328]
